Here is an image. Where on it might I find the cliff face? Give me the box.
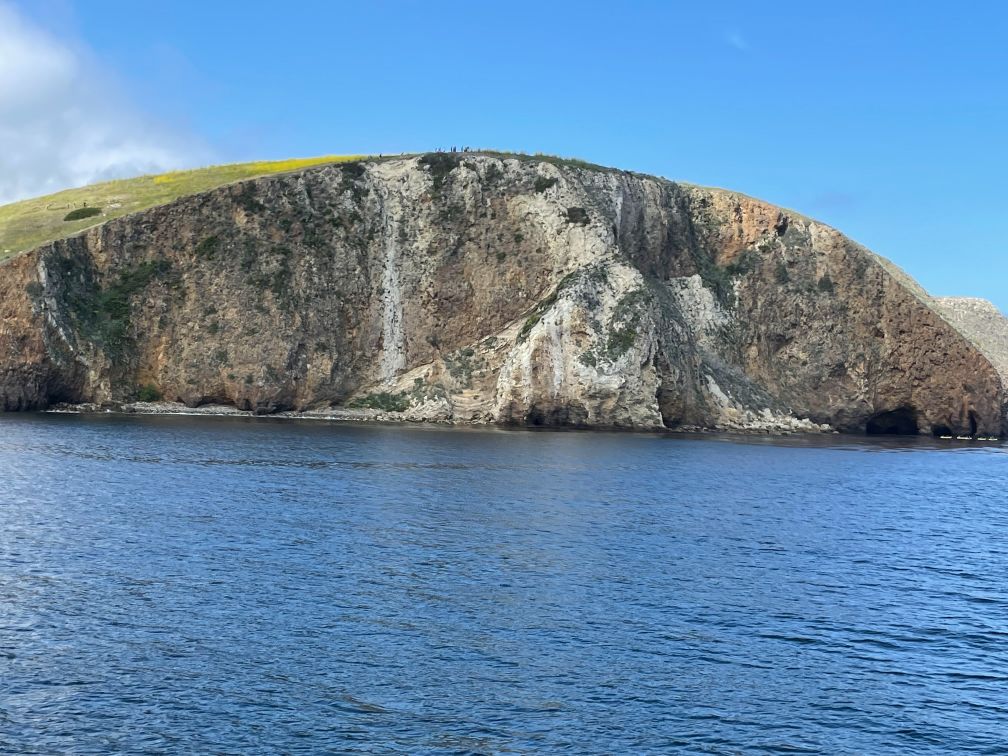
[933,298,1008,382]
[932,297,1008,432]
[1,154,1004,436]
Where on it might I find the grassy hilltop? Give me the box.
[0,151,628,263]
[0,155,373,261]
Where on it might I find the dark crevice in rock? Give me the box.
[866,406,919,435]
[525,404,589,427]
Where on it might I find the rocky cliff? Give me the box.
[932,297,1008,431]
[1,154,1004,436]
[933,298,1008,381]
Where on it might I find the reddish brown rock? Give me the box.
[0,154,1003,436]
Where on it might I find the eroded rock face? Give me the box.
[932,297,1008,434]
[933,298,1008,383]
[1,154,1004,435]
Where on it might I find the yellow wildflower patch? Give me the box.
[0,154,374,260]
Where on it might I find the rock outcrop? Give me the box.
[932,297,1008,432]
[933,298,1008,381]
[1,153,1004,436]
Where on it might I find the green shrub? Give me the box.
[444,348,476,387]
[612,288,648,323]
[63,206,101,221]
[693,253,734,307]
[516,271,585,342]
[602,288,648,360]
[518,313,541,341]
[237,185,264,214]
[93,260,173,352]
[418,153,460,192]
[348,391,410,412]
[339,162,366,201]
[269,261,291,300]
[725,250,758,276]
[438,202,465,224]
[605,328,637,359]
[775,261,790,284]
[817,274,835,294]
[534,176,558,193]
[518,287,561,341]
[341,161,367,201]
[585,265,610,286]
[136,383,162,402]
[484,163,503,184]
[195,235,220,258]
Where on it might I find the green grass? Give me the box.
[0,155,371,261]
[0,149,638,264]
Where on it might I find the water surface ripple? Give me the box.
[1,414,1006,753]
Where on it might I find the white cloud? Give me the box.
[0,2,208,203]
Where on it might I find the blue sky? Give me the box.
[6,0,1007,308]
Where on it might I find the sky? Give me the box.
[2,0,1006,309]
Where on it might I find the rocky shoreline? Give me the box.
[42,402,1007,444]
[47,400,445,425]
[45,400,835,436]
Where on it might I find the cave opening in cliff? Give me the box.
[968,411,979,436]
[866,407,919,435]
[931,424,953,437]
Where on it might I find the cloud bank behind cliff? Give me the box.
[0,2,207,204]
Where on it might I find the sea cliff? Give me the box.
[1,154,1004,436]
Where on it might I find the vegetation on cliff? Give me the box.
[0,155,370,260]
[0,153,1003,436]
[0,151,622,263]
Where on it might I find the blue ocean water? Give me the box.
[1,413,1006,754]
